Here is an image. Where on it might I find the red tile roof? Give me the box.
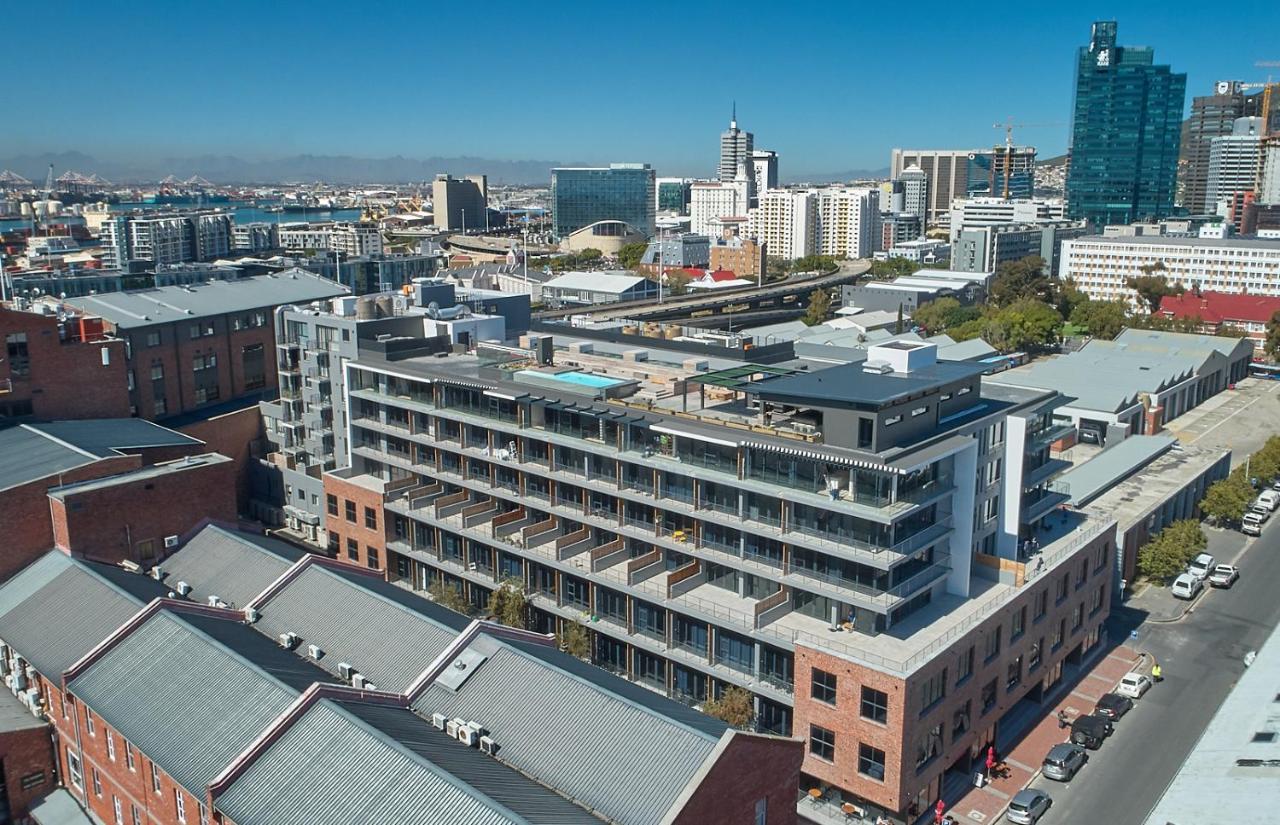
[708,269,738,282]
[1157,291,1280,325]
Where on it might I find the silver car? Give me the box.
[1006,788,1052,824]
[1041,742,1087,781]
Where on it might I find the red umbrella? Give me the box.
[934,799,945,824]
[986,745,996,769]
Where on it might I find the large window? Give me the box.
[5,333,29,376]
[984,627,1002,662]
[920,668,947,711]
[957,645,975,684]
[241,343,266,390]
[860,686,888,724]
[66,747,83,790]
[858,743,886,780]
[809,724,836,762]
[915,722,943,770]
[811,669,837,705]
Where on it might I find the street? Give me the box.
[1021,519,1280,825]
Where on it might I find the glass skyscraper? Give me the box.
[1066,21,1186,227]
[550,164,656,238]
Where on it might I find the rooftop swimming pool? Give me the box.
[514,369,624,389]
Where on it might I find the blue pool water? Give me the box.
[516,369,622,389]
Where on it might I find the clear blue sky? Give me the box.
[3,0,1278,178]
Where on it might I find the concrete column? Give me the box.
[999,416,1028,559]
[947,440,979,597]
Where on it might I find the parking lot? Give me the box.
[1164,377,1280,468]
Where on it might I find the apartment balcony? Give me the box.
[1022,457,1071,489]
[1025,422,1075,452]
[1021,485,1071,526]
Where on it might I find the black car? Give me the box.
[1094,692,1133,721]
[1070,714,1114,750]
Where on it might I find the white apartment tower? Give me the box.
[749,190,818,260]
[751,150,779,203]
[690,163,752,238]
[1204,117,1264,212]
[898,166,928,222]
[719,105,754,183]
[816,188,880,259]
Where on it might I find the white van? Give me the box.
[1171,573,1203,600]
[1256,490,1279,512]
[1187,553,1215,580]
[1243,511,1265,536]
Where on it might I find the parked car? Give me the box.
[1041,743,1087,781]
[1208,564,1239,588]
[1070,714,1113,749]
[1172,573,1204,600]
[1270,479,1280,493]
[1187,553,1216,580]
[1006,789,1053,824]
[1256,490,1279,511]
[1116,671,1152,699]
[1242,511,1265,536]
[1094,692,1133,721]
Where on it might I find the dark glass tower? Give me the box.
[1066,21,1186,227]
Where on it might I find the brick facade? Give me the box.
[50,456,237,566]
[0,710,56,821]
[322,472,388,571]
[792,530,1113,820]
[0,307,131,421]
[672,733,802,825]
[176,405,264,512]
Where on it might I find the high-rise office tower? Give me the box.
[719,105,754,183]
[898,165,929,221]
[551,164,656,238]
[889,149,998,225]
[1180,81,1273,212]
[988,146,1037,199]
[1205,117,1265,213]
[432,174,488,232]
[1066,21,1186,227]
[751,150,779,204]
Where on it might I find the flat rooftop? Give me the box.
[1079,442,1231,530]
[1056,435,1177,507]
[48,453,231,499]
[1070,234,1280,250]
[750,358,987,407]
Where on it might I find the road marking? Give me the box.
[968,811,987,821]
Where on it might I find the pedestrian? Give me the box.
[1152,661,1163,683]
[1057,709,1069,729]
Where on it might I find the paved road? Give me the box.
[1022,520,1280,825]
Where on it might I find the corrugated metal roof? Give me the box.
[413,637,723,825]
[0,427,96,492]
[215,700,534,825]
[542,272,652,293]
[159,525,306,608]
[28,419,202,457]
[65,271,345,329]
[67,610,312,796]
[254,565,462,692]
[0,553,167,678]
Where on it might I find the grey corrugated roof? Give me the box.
[216,699,601,825]
[65,271,345,329]
[0,427,96,492]
[159,525,306,608]
[0,553,168,678]
[1112,327,1253,360]
[254,564,462,692]
[68,610,316,796]
[1056,435,1177,507]
[938,338,998,362]
[0,681,47,732]
[28,419,202,456]
[29,789,94,825]
[413,635,724,825]
[48,454,232,500]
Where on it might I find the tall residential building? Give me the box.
[752,150,779,203]
[898,165,928,221]
[1065,21,1186,227]
[101,211,233,269]
[689,169,751,239]
[331,221,385,257]
[889,149,990,225]
[952,221,1089,276]
[719,108,754,183]
[551,164,656,238]
[1262,138,1280,205]
[749,190,819,260]
[432,174,488,232]
[1204,117,1265,213]
[816,188,880,259]
[1181,81,1266,213]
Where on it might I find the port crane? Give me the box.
[991,119,1063,199]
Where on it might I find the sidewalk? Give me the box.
[942,645,1141,825]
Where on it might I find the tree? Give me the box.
[1200,471,1254,525]
[617,241,648,270]
[428,580,472,616]
[556,620,591,659]
[867,257,918,280]
[1137,519,1206,583]
[765,256,790,281]
[983,299,1062,353]
[704,685,755,728]
[1068,299,1128,340]
[792,254,839,273]
[1265,311,1280,359]
[895,304,905,334]
[802,288,833,326]
[1214,323,1246,339]
[664,272,692,295]
[486,579,529,628]
[988,256,1053,307]
[1126,264,1182,314]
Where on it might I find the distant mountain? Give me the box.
[783,168,889,185]
[1035,154,1069,168]
[0,152,580,185]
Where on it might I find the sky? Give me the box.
[3,0,1279,178]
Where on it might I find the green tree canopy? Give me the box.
[664,272,692,296]
[486,579,529,629]
[617,241,648,270]
[912,297,981,334]
[867,257,919,280]
[803,288,833,326]
[1137,519,1207,583]
[1069,299,1129,340]
[988,256,1054,307]
[556,620,591,659]
[1126,269,1182,314]
[982,298,1063,353]
[1266,311,1280,359]
[428,580,472,616]
[792,254,839,273]
[1200,470,1254,524]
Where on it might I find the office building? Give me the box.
[1181,80,1269,213]
[750,190,819,260]
[332,331,1112,822]
[656,177,693,214]
[988,145,1037,200]
[752,150,779,203]
[880,212,923,250]
[432,174,489,232]
[551,164,656,238]
[689,172,751,239]
[62,271,346,420]
[101,211,233,269]
[1059,234,1280,303]
[952,221,1089,276]
[890,150,999,226]
[1204,117,1265,212]
[816,188,880,260]
[719,108,754,183]
[948,198,1067,243]
[638,234,710,274]
[1065,21,1186,226]
[875,238,950,265]
[898,166,928,222]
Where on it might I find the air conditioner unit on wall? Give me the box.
[478,735,497,755]
[307,644,323,660]
[164,535,179,549]
[278,632,300,650]
[337,663,355,681]
[352,674,368,690]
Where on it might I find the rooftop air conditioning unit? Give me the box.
[478,735,497,755]
[163,535,180,549]
[337,663,356,682]
[457,721,483,747]
[150,566,165,581]
[862,360,894,375]
[207,595,225,608]
[175,581,192,597]
[278,632,300,650]
[307,644,323,660]
[431,713,447,730]
[352,674,369,690]
[120,560,142,574]
[244,607,260,624]
[446,719,461,738]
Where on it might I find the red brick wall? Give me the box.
[50,457,237,566]
[0,307,131,420]
[0,455,140,583]
[322,473,388,572]
[176,406,264,513]
[673,733,803,825]
[0,720,55,820]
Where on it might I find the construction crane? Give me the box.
[991,119,1064,199]
[1252,61,1280,136]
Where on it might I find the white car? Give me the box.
[1208,564,1239,588]
[1186,553,1215,580]
[1171,573,1203,600]
[1116,671,1152,699]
